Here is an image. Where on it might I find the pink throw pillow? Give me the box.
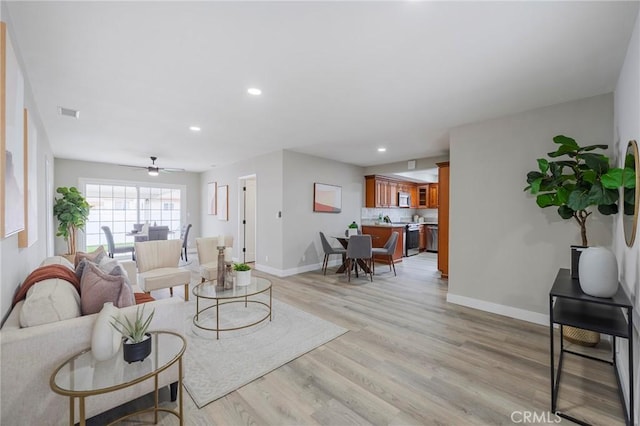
[80,262,134,315]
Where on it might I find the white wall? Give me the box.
[200,150,284,272]
[282,150,364,273]
[612,9,640,421]
[54,158,201,255]
[1,11,55,321]
[448,94,614,322]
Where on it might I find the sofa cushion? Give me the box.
[74,245,106,268]
[39,255,74,270]
[80,262,134,315]
[19,279,81,327]
[12,264,80,307]
[98,256,133,289]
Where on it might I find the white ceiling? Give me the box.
[6,1,639,172]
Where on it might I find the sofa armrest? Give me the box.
[0,297,185,426]
[119,260,138,288]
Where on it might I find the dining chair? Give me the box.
[134,222,150,242]
[196,236,234,283]
[180,224,192,261]
[372,231,399,276]
[319,232,346,275]
[346,234,373,282]
[101,226,135,260]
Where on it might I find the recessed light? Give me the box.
[247,88,262,96]
[378,148,387,152]
[189,126,201,132]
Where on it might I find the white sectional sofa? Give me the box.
[0,257,185,426]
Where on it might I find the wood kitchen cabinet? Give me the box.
[437,162,449,278]
[418,224,426,250]
[361,225,404,264]
[428,184,438,208]
[365,175,418,208]
[417,185,428,208]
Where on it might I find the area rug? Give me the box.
[182,297,348,408]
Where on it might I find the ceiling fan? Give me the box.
[119,156,185,176]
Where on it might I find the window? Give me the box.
[81,179,185,252]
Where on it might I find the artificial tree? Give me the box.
[524,135,633,246]
[53,186,91,255]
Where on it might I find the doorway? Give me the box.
[238,175,257,263]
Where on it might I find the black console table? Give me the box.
[549,268,634,425]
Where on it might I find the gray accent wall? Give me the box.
[54,158,201,256]
[282,150,364,272]
[200,150,284,272]
[448,93,614,315]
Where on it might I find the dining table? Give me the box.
[332,235,377,275]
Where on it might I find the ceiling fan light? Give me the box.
[148,168,159,177]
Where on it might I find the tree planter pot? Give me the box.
[123,334,152,363]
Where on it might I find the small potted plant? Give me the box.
[234,262,252,286]
[347,221,359,237]
[111,305,155,363]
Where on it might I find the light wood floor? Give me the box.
[98,252,625,425]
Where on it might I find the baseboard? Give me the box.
[446,293,548,326]
[254,259,341,278]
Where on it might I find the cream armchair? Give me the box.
[135,240,191,301]
[196,236,234,283]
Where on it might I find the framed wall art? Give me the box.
[313,183,341,213]
[1,22,26,239]
[207,182,217,215]
[217,184,228,221]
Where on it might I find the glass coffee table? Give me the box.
[192,276,272,339]
[50,331,185,426]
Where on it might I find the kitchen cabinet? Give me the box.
[428,184,439,208]
[365,175,417,208]
[417,185,428,208]
[418,224,426,250]
[437,162,449,278]
[361,225,404,263]
[410,185,418,208]
[388,181,398,207]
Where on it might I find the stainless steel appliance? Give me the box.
[398,192,410,208]
[426,224,438,252]
[404,223,420,256]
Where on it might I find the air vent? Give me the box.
[57,106,80,119]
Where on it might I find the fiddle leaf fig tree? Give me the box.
[524,135,632,246]
[53,187,91,255]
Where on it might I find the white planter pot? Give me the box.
[578,247,619,298]
[347,228,358,237]
[92,302,122,361]
[236,270,252,286]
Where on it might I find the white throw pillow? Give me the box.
[19,279,81,327]
[39,256,75,271]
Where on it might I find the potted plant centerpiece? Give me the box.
[53,186,91,261]
[111,305,155,363]
[347,221,359,237]
[524,135,631,345]
[234,262,252,286]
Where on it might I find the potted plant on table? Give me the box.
[111,305,155,363]
[234,262,252,286]
[524,135,630,345]
[347,221,359,237]
[53,186,91,261]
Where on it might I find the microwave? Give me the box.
[398,192,410,208]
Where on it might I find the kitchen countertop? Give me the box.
[361,222,438,227]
